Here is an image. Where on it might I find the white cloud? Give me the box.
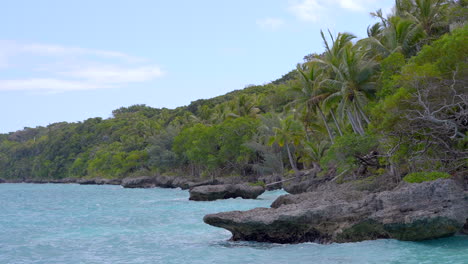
[288,0,324,22]
[256,18,285,30]
[0,41,165,93]
[63,65,165,83]
[288,0,379,22]
[0,78,111,92]
[20,43,145,62]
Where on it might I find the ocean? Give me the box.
[1,184,467,264]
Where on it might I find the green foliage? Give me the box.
[377,52,406,98]
[248,181,266,188]
[173,117,259,176]
[403,171,451,183]
[0,1,465,181]
[321,134,379,172]
[411,24,468,75]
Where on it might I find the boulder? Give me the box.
[155,175,175,188]
[204,179,467,244]
[188,179,221,189]
[98,178,121,185]
[121,176,159,188]
[172,177,191,189]
[190,184,265,201]
[78,178,100,185]
[0,178,5,183]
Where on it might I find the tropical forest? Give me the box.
[1,0,466,188]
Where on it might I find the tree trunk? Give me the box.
[330,109,343,136]
[355,101,370,124]
[286,143,300,176]
[347,110,363,135]
[317,105,335,143]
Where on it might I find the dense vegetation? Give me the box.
[1,0,466,182]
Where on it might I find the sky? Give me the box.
[0,0,394,133]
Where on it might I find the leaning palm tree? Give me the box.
[395,0,450,39]
[361,15,425,58]
[315,31,378,135]
[289,63,336,143]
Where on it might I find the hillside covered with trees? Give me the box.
[1,0,466,185]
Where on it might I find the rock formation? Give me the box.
[204,179,467,243]
[189,184,265,201]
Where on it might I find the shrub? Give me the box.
[403,171,451,183]
[320,134,379,173]
[249,181,266,188]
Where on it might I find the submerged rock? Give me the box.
[189,184,265,201]
[204,179,467,243]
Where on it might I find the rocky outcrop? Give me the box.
[204,179,467,244]
[121,176,159,188]
[77,178,121,185]
[187,179,221,189]
[50,178,78,184]
[120,175,218,189]
[189,184,265,201]
[258,175,283,190]
[462,218,468,235]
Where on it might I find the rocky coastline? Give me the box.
[1,175,466,244]
[204,179,467,244]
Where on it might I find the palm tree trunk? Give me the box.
[347,110,364,135]
[355,101,370,124]
[330,109,343,136]
[317,105,335,143]
[285,143,299,175]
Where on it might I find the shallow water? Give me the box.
[0,184,466,264]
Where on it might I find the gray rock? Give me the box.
[204,179,467,243]
[461,218,468,235]
[78,178,100,185]
[172,177,190,189]
[156,175,178,188]
[190,184,265,201]
[258,175,283,190]
[24,179,49,184]
[49,178,78,184]
[188,179,221,189]
[0,178,5,183]
[99,178,121,185]
[121,176,158,188]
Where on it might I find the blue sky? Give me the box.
[0,0,394,133]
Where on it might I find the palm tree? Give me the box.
[290,63,336,143]
[268,116,304,175]
[395,0,450,39]
[228,94,261,119]
[362,15,425,58]
[316,31,378,135]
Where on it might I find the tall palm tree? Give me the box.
[290,63,336,143]
[362,15,425,58]
[316,31,378,135]
[395,0,450,39]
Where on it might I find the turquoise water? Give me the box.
[0,184,467,264]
